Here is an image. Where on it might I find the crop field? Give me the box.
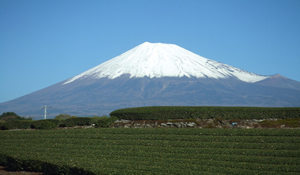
[110,106,300,120]
[0,128,300,174]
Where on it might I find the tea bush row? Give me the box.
[0,116,117,130]
[0,154,94,175]
[0,128,299,174]
[110,106,300,120]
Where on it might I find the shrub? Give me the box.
[0,112,19,119]
[55,114,72,120]
[260,118,300,128]
[95,116,118,128]
[0,154,8,166]
[63,117,98,127]
[1,121,33,130]
[0,121,5,130]
[31,119,60,130]
[0,112,31,121]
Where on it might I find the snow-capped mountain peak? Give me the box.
[63,42,269,84]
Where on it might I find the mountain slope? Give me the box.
[1,76,299,118]
[0,42,299,118]
[255,74,300,91]
[64,42,269,84]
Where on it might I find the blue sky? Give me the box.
[1,0,300,103]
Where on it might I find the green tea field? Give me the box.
[0,128,300,174]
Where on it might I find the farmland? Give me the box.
[110,106,300,120]
[0,128,300,174]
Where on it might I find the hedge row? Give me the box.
[110,106,300,120]
[0,121,33,130]
[0,117,118,130]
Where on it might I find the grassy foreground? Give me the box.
[0,128,300,174]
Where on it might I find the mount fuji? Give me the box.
[64,42,269,84]
[1,42,300,118]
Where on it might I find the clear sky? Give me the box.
[1,0,300,103]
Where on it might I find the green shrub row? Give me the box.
[1,129,299,174]
[62,117,97,127]
[0,117,117,130]
[95,116,118,128]
[0,121,32,130]
[0,154,94,175]
[32,119,60,130]
[110,106,300,120]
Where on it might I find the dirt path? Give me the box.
[0,166,43,175]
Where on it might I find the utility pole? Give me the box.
[41,105,52,119]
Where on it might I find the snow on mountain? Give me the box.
[64,42,269,85]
